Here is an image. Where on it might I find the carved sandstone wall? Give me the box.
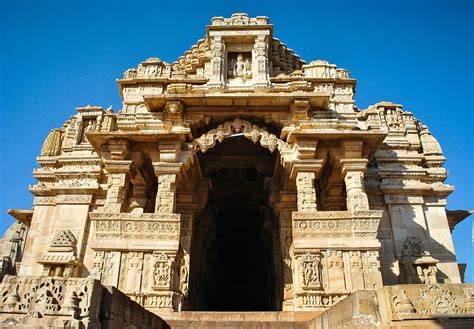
[5,13,468,315]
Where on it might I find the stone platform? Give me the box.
[160,311,322,328]
[0,275,473,328]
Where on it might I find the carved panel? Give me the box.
[90,213,180,241]
[292,211,382,239]
[0,276,100,319]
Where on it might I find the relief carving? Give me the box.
[300,252,321,290]
[155,174,177,214]
[327,250,345,290]
[40,129,62,156]
[296,172,317,211]
[392,288,415,314]
[190,118,290,154]
[228,52,252,81]
[152,254,172,290]
[344,171,369,211]
[399,237,438,284]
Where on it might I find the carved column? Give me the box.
[209,35,225,89]
[253,34,270,88]
[154,173,177,214]
[104,160,132,213]
[342,167,369,211]
[296,172,317,211]
[340,140,369,212]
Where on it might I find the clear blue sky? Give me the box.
[1,0,473,282]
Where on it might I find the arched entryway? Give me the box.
[186,130,283,311]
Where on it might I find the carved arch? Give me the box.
[189,117,291,154]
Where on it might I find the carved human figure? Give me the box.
[153,257,170,288]
[230,53,252,79]
[81,120,94,143]
[385,109,400,129]
[74,118,83,145]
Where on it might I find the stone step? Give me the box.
[159,311,322,329]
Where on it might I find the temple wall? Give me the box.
[18,204,56,275]
[5,13,469,319]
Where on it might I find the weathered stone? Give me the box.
[1,12,472,327]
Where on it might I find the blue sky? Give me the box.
[1,0,473,281]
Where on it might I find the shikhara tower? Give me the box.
[1,13,473,328]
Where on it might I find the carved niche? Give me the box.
[399,237,438,284]
[38,230,79,278]
[152,253,172,290]
[227,52,252,83]
[300,252,321,290]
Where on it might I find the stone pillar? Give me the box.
[104,160,132,213]
[253,34,270,88]
[208,35,225,89]
[129,185,147,214]
[296,172,317,211]
[340,140,369,212]
[341,165,369,211]
[279,210,294,310]
[154,173,177,214]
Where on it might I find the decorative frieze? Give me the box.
[292,210,382,239]
[0,275,100,319]
[388,284,474,320]
[90,213,180,241]
[297,292,349,309]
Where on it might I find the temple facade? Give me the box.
[1,13,473,328]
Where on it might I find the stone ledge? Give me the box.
[309,284,474,328]
[0,275,167,329]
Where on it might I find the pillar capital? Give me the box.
[103,159,132,173]
[289,159,325,180]
[339,159,368,176]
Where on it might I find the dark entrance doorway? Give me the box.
[187,137,279,311]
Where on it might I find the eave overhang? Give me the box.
[144,92,331,111]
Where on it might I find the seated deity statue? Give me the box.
[229,53,252,80]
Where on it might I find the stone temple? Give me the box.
[1,13,473,328]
